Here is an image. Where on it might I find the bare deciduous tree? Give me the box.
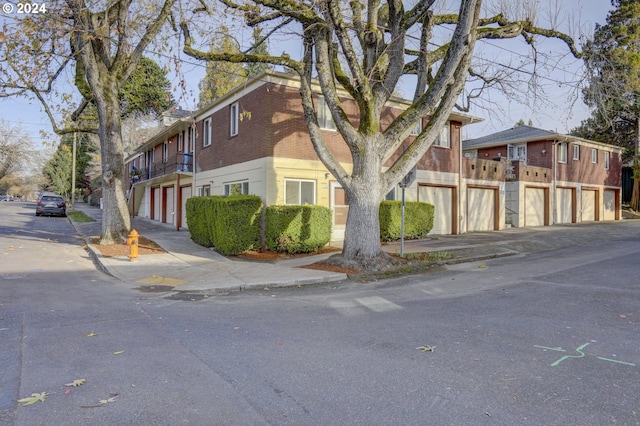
[180,0,581,269]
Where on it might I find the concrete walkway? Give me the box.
[69,202,640,294]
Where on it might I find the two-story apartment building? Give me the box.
[463,126,624,227]
[125,72,622,241]
[126,70,499,239]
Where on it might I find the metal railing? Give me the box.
[130,153,193,183]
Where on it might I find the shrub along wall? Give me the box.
[186,195,262,255]
[185,196,214,247]
[265,205,332,253]
[379,200,434,241]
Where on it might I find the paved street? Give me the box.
[1,201,639,425]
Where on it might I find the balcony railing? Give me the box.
[130,153,193,184]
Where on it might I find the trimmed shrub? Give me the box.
[379,200,434,241]
[186,196,215,247]
[211,195,262,255]
[265,205,332,253]
[186,195,262,255]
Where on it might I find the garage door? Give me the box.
[603,189,616,221]
[418,186,453,235]
[525,187,546,227]
[582,189,596,221]
[556,188,573,224]
[164,186,174,225]
[181,185,191,229]
[467,187,495,232]
[152,187,160,220]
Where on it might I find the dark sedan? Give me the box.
[36,194,67,217]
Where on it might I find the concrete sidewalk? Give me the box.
[69,202,640,294]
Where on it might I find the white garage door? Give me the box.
[582,190,596,222]
[418,186,453,235]
[603,190,616,221]
[153,187,161,221]
[181,185,191,229]
[467,187,495,232]
[556,188,573,224]
[525,187,546,227]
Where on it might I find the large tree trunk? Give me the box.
[94,82,131,244]
[337,146,395,270]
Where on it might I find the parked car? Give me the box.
[36,193,66,217]
[0,195,13,201]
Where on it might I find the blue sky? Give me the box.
[0,1,613,148]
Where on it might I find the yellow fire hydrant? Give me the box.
[128,229,139,262]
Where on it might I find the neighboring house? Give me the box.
[463,126,624,227]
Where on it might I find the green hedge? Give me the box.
[185,196,215,247]
[186,195,262,255]
[265,205,332,253]
[379,200,434,241]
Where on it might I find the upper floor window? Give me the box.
[591,148,598,164]
[163,141,168,163]
[433,122,450,148]
[317,96,336,131]
[189,126,196,153]
[410,120,422,136]
[178,131,184,152]
[509,144,527,162]
[604,151,610,170]
[285,179,316,205]
[573,144,580,160]
[203,118,212,147]
[557,142,567,163]
[224,180,249,196]
[230,102,239,137]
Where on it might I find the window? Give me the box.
[163,141,168,163]
[410,120,422,136]
[557,142,567,163]
[230,102,239,137]
[285,179,316,205]
[203,118,212,147]
[433,122,450,148]
[604,151,610,170]
[178,131,184,152]
[224,181,249,196]
[463,150,478,158]
[198,185,210,196]
[573,144,580,160]
[591,148,598,164]
[508,144,526,161]
[317,96,336,131]
[189,126,195,153]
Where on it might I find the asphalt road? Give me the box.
[1,202,639,425]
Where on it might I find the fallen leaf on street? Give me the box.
[416,345,435,352]
[99,396,117,404]
[113,350,125,355]
[65,379,86,387]
[17,392,49,406]
[85,332,98,337]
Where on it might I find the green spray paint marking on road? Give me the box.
[535,343,636,367]
[549,343,589,367]
[596,357,636,367]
